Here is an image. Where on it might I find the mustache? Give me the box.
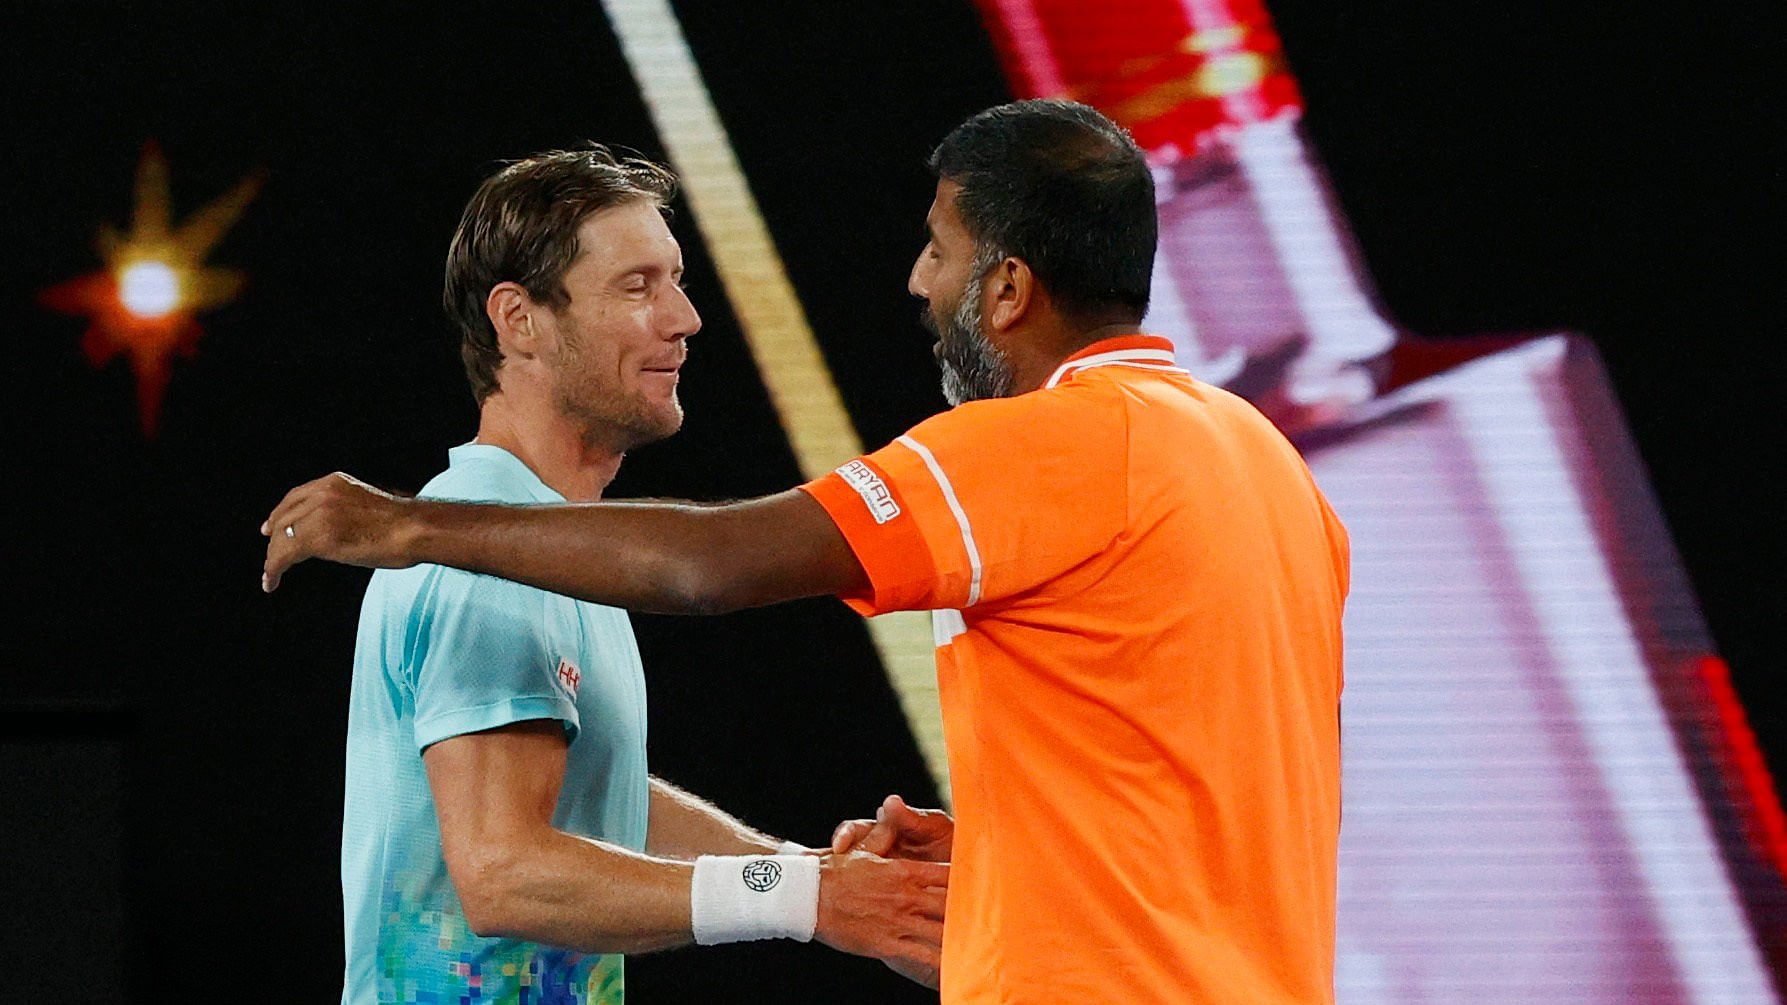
[918,301,942,337]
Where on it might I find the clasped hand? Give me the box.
[823,795,956,989]
[831,794,954,863]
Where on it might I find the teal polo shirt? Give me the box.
[341,443,649,1004]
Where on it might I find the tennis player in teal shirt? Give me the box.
[342,443,646,1003]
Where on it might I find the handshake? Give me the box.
[809,795,955,989]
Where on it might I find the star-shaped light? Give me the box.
[41,143,262,437]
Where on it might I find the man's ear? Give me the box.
[486,282,541,358]
[986,257,1034,333]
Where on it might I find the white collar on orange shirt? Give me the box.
[1043,348,1186,389]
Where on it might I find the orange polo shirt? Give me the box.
[801,336,1348,1004]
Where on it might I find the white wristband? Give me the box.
[775,840,808,856]
[690,854,820,945]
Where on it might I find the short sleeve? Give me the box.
[800,386,1128,616]
[403,567,580,752]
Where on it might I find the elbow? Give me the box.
[674,572,752,616]
[655,551,752,616]
[648,506,780,615]
[661,576,746,617]
[460,897,511,940]
[448,844,527,939]
[463,912,507,940]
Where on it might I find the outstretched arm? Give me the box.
[429,719,945,973]
[261,474,867,613]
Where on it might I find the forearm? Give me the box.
[461,828,695,954]
[261,473,868,602]
[401,491,839,614]
[647,777,793,859]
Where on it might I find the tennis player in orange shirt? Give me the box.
[263,100,1349,1003]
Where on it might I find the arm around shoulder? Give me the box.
[287,479,870,614]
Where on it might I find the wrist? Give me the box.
[395,499,435,566]
[690,854,819,945]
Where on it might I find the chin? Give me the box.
[632,402,685,446]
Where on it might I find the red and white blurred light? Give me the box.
[40,143,261,436]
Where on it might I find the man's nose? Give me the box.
[669,286,701,339]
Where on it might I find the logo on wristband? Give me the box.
[742,859,783,892]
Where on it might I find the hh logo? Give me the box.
[556,658,582,698]
[837,460,901,524]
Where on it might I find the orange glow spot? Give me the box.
[40,143,261,437]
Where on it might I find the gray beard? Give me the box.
[933,275,1015,406]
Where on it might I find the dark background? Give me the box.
[1,1,1777,1001]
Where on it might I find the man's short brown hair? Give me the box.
[443,144,678,403]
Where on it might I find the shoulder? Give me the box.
[366,560,547,634]
[1085,366,1281,448]
[418,460,541,504]
[900,381,1129,458]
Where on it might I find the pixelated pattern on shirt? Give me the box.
[375,875,622,1004]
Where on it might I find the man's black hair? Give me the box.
[929,99,1156,322]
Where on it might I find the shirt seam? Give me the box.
[414,693,572,724]
[413,694,578,746]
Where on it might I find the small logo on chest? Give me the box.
[555,658,582,698]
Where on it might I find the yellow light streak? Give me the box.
[601,0,952,804]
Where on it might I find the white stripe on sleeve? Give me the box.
[896,434,983,607]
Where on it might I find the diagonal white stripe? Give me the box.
[897,434,983,607]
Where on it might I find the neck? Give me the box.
[1005,319,1145,395]
[473,393,623,502]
